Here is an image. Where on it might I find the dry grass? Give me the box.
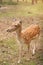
[0,2,43,65]
[0,15,43,65]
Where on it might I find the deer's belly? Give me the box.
[21,34,31,44]
[21,30,39,44]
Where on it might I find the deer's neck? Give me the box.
[16,27,22,40]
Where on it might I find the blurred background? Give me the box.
[0,0,43,65]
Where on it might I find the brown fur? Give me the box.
[19,24,40,44]
[7,22,40,63]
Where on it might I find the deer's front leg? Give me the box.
[18,44,22,63]
[26,44,30,61]
[32,43,36,55]
[17,40,23,63]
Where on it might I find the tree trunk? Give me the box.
[32,0,37,4]
[0,0,2,4]
[17,0,19,2]
[10,0,12,3]
[0,0,2,7]
[23,0,24,1]
[35,0,37,3]
[26,0,27,3]
[32,0,34,4]
[42,0,43,2]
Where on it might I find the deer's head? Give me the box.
[7,20,22,32]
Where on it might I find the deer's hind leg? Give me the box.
[26,42,31,61]
[32,33,40,55]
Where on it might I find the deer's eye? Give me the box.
[15,25,17,27]
[20,21,22,24]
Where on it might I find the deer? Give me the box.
[7,20,40,63]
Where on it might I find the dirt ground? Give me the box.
[0,15,43,65]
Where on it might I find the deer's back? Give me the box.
[21,24,40,44]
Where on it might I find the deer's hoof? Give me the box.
[17,60,21,63]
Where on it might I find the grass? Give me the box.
[0,37,37,65]
[0,37,18,50]
[0,1,43,65]
[0,2,18,5]
[0,36,42,65]
[0,2,43,18]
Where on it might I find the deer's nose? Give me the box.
[7,29,10,32]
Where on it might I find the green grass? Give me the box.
[17,60,37,65]
[0,2,43,18]
[29,61,36,65]
[0,1,43,65]
[0,1,18,5]
[0,37,18,50]
[0,37,43,65]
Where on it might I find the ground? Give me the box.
[0,2,43,65]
